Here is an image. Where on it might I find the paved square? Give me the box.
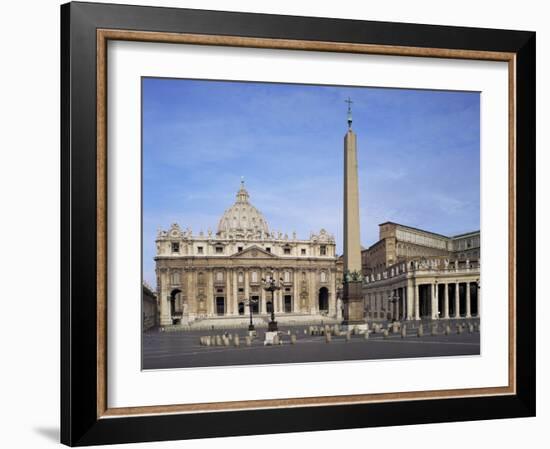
[143,321,480,370]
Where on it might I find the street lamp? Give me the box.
[245,297,258,332]
[262,273,282,332]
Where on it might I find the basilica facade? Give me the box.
[155,182,340,328]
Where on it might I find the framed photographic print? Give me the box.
[60,1,536,446]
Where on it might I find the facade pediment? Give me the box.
[231,245,277,259]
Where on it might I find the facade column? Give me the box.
[376,291,382,319]
[232,269,238,315]
[454,282,460,318]
[244,270,250,316]
[293,269,300,313]
[466,282,472,318]
[431,283,438,319]
[225,269,231,316]
[414,283,420,320]
[260,270,267,314]
[443,283,449,319]
[309,270,317,314]
[159,269,171,326]
[406,280,414,320]
[206,271,214,316]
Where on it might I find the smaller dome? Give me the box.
[217,181,269,236]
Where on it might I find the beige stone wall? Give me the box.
[156,252,338,324]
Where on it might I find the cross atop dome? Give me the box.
[236,177,249,203]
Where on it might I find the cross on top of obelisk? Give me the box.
[345,97,353,129]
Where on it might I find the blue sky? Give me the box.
[142,78,480,286]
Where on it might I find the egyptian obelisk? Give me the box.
[342,98,367,329]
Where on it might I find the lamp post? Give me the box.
[262,273,282,332]
[245,297,258,332]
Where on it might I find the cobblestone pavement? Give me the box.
[142,321,480,370]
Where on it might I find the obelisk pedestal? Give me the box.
[341,105,367,332]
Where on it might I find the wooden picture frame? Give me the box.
[61,1,535,446]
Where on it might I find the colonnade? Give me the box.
[365,280,479,321]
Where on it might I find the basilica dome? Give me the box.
[217,181,269,236]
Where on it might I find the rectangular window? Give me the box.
[238,246,243,252]
[301,248,306,256]
[283,247,291,255]
[215,246,223,254]
[197,246,203,254]
[171,242,180,253]
[238,288,244,293]
[216,271,223,281]
[251,271,258,282]
[320,245,327,255]
[265,247,271,253]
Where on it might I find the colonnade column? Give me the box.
[414,283,420,320]
[400,287,407,320]
[431,283,438,319]
[443,283,450,319]
[466,282,472,318]
[406,281,414,320]
[454,282,460,318]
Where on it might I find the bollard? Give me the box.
[383,329,389,339]
[345,332,351,342]
[431,324,438,336]
[417,324,424,337]
[290,334,297,345]
[273,334,280,345]
[457,324,463,335]
[364,330,370,340]
[469,323,474,333]
[445,325,451,336]
[325,332,332,343]
[245,336,252,346]
[401,325,407,339]
[234,335,240,347]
